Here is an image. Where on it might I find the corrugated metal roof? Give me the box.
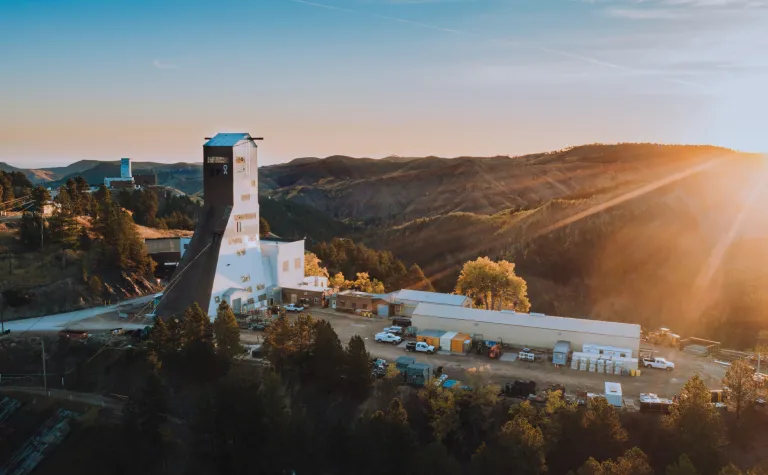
[396,289,469,307]
[204,133,250,147]
[554,340,571,353]
[412,303,641,339]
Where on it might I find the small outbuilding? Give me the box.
[605,382,623,408]
[553,340,571,366]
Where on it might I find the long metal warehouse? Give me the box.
[411,303,641,355]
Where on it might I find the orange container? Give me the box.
[451,333,471,353]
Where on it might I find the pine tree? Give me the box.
[576,447,654,475]
[664,374,725,473]
[214,300,242,360]
[344,335,372,399]
[31,185,51,210]
[182,303,210,347]
[310,320,345,389]
[667,454,700,475]
[166,317,183,354]
[723,359,757,424]
[471,415,546,475]
[581,396,628,462]
[149,315,170,358]
[122,371,168,471]
[405,263,434,291]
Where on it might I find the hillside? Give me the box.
[258,144,767,348]
[5,144,767,346]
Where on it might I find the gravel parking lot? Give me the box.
[241,307,729,400]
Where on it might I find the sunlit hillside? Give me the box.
[260,144,768,348]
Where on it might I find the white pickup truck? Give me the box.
[642,357,675,371]
[406,341,435,354]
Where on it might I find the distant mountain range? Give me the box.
[0,160,205,196]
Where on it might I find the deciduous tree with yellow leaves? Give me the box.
[455,257,531,312]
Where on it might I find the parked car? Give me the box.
[642,357,675,371]
[501,380,537,398]
[375,332,402,344]
[284,304,305,312]
[382,326,403,335]
[405,341,435,354]
[391,317,412,328]
[250,322,269,331]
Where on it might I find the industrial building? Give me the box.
[410,303,641,356]
[156,133,306,319]
[282,276,333,308]
[144,237,193,278]
[393,289,471,316]
[104,158,135,189]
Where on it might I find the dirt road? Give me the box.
[241,308,728,401]
[4,294,160,333]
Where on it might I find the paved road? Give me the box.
[3,293,161,333]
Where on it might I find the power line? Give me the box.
[79,239,214,366]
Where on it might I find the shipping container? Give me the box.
[405,363,432,387]
[451,333,471,353]
[417,329,446,350]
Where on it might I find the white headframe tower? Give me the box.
[157,133,270,318]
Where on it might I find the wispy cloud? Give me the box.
[291,0,353,11]
[289,0,708,89]
[605,7,682,18]
[152,59,176,70]
[589,0,768,8]
[383,0,472,4]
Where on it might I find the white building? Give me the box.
[260,238,305,289]
[394,289,471,316]
[411,303,641,355]
[104,158,135,189]
[156,133,305,319]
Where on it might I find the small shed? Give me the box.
[440,331,458,352]
[417,329,446,349]
[451,333,471,353]
[553,340,571,366]
[605,382,623,408]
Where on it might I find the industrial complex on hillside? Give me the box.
[152,133,643,380]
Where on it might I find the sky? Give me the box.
[1,0,767,167]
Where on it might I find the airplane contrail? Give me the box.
[287,0,708,90]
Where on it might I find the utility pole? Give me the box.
[40,213,44,250]
[41,339,47,396]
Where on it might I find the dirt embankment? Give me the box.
[0,222,161,322]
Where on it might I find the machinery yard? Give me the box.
[241,307,729,402]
